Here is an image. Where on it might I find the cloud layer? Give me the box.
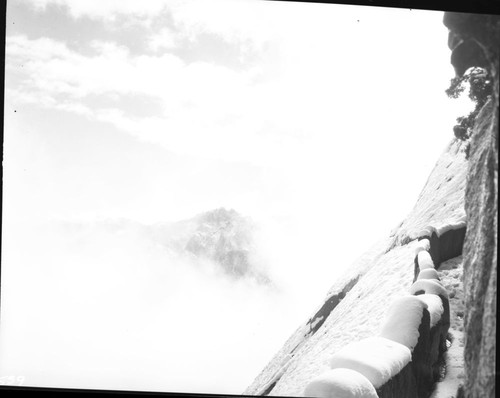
[7,1,473,165]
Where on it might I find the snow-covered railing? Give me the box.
[304,368,379,398]
[303,225,458,398]
[415,218,466,270]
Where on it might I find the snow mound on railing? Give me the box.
[303,368,379,398]
[410,279,448,298]
[417,250,435,270]
[433,215,467,237]
[415,294,444,328]
[417,216,467,240]
[414,238,431,255]
[417,268,440,281]
[379,296,427,350]
[329,337,411,388]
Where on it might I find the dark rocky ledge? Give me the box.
[305,276,360,337]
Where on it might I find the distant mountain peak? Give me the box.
[146,207,268,283]
[184,208,264,279]
[196,207,241,224]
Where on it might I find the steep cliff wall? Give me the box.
[244,138,469,397]
[444,12,498,398]
[461,98,497,398]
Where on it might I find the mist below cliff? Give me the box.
[0,215,285,393]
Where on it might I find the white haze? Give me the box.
[0,217,307,394]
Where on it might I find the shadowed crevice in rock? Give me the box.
[413,256,420,283]
[305,276,360,336]
[258,277,361,396]
[260,380,277,396]
[443,13,500,78]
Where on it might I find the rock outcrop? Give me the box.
[444,12,499,398]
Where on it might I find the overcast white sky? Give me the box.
[1,0,474,395]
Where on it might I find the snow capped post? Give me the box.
[410,279,448,297]
[417,268,440,281]
[414,295,445,329]
[415,293,447,381]
[413,246,435,283]
[379,296,429,351]
[417,251,435,270]
[378,296,433,396]
[409,278,451,383]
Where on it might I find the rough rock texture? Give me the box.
[387,140,467,249]
[444,12,499,398]
[462,98,498,398]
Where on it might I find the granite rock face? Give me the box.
[444,12,499,398]
[462,98,498,398]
